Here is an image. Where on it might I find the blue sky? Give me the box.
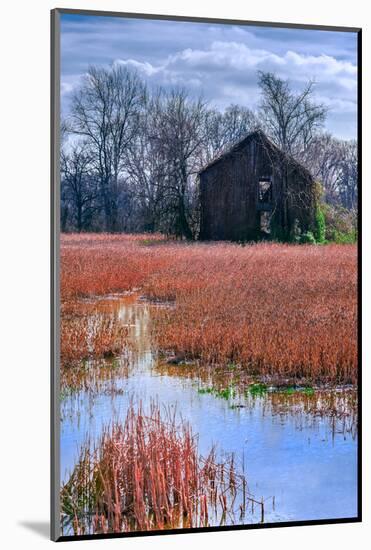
[60,14,358,140]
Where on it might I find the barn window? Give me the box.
[258,177,272,204]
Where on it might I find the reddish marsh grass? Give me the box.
[61,234,357,385]
[61,233,168,301]
[60,302,130,394]
[61,312,128,367]
[61,403,248,534]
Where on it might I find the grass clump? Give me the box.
[61,403,247,535]
[314,206,326,244]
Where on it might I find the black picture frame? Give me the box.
[51,8,362,542]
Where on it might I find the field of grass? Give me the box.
[61,233,357,386]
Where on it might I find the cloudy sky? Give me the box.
[60,13,358,140]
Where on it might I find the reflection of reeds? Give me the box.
[61,313,128,367]
[60,357,130,397]
[60,298,152,395]
[155,361,358,432]
[61,403,252,535]
[61,235,357,386]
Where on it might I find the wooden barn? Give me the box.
[199,130,316,241]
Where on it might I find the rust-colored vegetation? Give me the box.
[61,234,357,385]
[61,403,248,534]
[61,311,128,366]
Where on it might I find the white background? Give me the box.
[0,0,369,548]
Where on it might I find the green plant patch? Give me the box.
[227,362,237,370]
[197,387,214,395]
[198,385,236,400]
[246,383,268,397]
[138,238,167,246]
[277,385,315,396]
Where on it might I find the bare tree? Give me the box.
[61,143,98,232]
[338,140,357,210]
[302,133,344,202]
[303,134,358,209]
[258,71,327,156]
[69,65,146,231]
[150,89,207,238]
[201,105,259,164]
[125,92,170,231]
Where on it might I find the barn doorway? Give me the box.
[260,211,272,234]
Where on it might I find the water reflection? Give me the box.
[61,297,358,527]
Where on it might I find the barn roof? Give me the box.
[198,129,312,180]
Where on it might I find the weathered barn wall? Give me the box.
[200,141,259,240]
[199,131,315,242]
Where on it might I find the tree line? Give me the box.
[61,65,358,238]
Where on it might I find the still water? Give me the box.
[61,298,358,525]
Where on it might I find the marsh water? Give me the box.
[61,297,358,527]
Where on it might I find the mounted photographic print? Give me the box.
[51,8,361,541]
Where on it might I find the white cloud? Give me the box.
[113,41,357,120]
[114,59,162,77]
[114,40,356,89]
[61,74,86,97]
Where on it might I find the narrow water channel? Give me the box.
[61,297,358,526]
